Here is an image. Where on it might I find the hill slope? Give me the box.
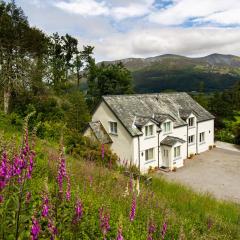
[102,54,240,93]
[0,112,240,239]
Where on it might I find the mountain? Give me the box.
[101,53,240,93]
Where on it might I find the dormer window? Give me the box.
[145,125,154,137]
[163,121,171,133]
[188,117,195,127]
[109,121,117,134]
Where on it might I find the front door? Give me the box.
[162,148,170,167]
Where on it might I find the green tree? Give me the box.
[0,0,47,113]
[86,62,134,108]
[65,91,90,132]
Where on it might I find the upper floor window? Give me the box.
[174,146,181,158]
[109,121,117,134]
[145,148,154,161]
[188,135,195,144]
[145,125,154,137]
[163,121,171,133]
[199,132,205,143]
[188,117,195,127]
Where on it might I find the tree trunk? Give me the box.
[3,87,10,114]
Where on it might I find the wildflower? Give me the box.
[129,195,136,222]
[31,217,40,240]
[116,227,124,240]
[26,191,31,204]
[73,198,83,224]
[99,207,110,238]
[42,195,49,218]
[48,220,58,240]
[0,151,9,191]
[57,151,67,194]
[161,221,167,239]
[101,144,105,159]
[27,151,35,179]
[0,195,3,203]
[147,219,156,240]
[66,175,71,201]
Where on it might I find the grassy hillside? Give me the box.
[0,113,240,239]
[102,54,240,93]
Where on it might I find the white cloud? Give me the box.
[149,0,240,26]
[54,0,154,20]
[55,0,109,16]
[85,27,240,61]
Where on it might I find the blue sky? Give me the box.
[10,0,240,61]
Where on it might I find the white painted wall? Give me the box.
[197,119,214,153]
[89,101,134,164]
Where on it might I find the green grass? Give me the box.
[1,113,240,239]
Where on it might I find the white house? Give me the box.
[84,92,214,173]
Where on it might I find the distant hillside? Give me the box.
[101,54,240,93]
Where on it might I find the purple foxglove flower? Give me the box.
[31,217,40,240]
[73,198,83,224]
[0,195,3,203]
[57,153,67,194]
[116,227,124,240]
[129,195,136,222]
[66,175,71,201]
[161,222,167,239]
[48,220,58,239]
[26,191,31,204]
[42,195,49,217]
[99,207,110,237]
[101,144,105,159]
[147,219,156,240]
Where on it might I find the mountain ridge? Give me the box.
[100,53,240,93]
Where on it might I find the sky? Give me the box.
[10,0,240,61]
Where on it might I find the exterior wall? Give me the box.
[90,101,134,164]
[197,119,214,153]
[187,113,198,157]
[136,121,159,173]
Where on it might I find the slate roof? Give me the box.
[89,121,113,144]
[102,92,214,137]
[160,136,186,147]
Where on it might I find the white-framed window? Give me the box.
[163,149,169,157]
[199,132,205,143]
[163,121,171,133]
[145,125,154,137]
[188,117,195,127]
[145,148,154,161]
[174,146,181,158]
[109,121,117,134]
[188,135,195,144]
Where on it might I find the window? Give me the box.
[188,135,195,144]
[174,146,181,158]
[145,148,154,161]
[109,121,117,134]
[199,132,205,143]
[145,125,154,137]
[188,117,195,127]
[163,121,171,133]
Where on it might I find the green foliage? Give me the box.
[0,114,240,239]
[65,91,91,132]
[87,62,134,108]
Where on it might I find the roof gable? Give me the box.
[101,92,214,137]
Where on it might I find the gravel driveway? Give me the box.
[158,148,240,203]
